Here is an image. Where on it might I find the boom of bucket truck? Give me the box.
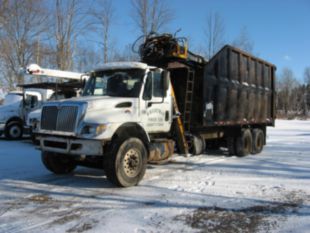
[0,65,86,140]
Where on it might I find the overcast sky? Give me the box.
[94,0,309,82]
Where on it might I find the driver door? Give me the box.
[141,70,172,133]
[23,93,41,120]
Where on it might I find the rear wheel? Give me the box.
[190,135,206,155]
[41,151,77,174]
[252,129,264,154]
[227,137,236,155]
[5,122,23,140]
[235,129,252,157]
[104,137,147,187]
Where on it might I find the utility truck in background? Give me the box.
[0,88,54,139]
[35,33,276,187]
[0,65,85,139]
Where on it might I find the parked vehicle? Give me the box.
[35,33,276,187]
[0,89,54,139]
[0,64,85,140]
[25,64,87,140]
[25,81,84,143]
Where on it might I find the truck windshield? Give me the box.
[83,69,145,97]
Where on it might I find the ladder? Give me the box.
[183,69,195,132]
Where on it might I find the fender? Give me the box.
[6,117,24,127]
[111,122,150,149]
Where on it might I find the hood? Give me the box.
[49,96,137,112]
[42,96,139,125]
[0,102,20,113]
[0,102,21,122]
[82,96,139,124]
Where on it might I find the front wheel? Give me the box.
[104,138,147,187]
[5,122,23,140]
[41,151,77,174]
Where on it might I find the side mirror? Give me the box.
[163,70,170,92]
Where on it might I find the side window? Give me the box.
[143,72,152,100]
[25,95,39,108]
[153,71,164,97]
[94,77,106,95]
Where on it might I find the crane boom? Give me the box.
[26,64,86,80]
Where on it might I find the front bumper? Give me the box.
[38,135,104,156]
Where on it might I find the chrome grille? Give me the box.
[41,105,78,132]
[41,106,58,130]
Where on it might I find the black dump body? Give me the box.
[140,37,276,132]
[202,45,276,129]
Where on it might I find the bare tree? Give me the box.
[304,67,310,116]
[51,0,93,70]
[304,67,310,85]
[276,68,299,116]
[54,0,75,70]
[0,0,48,87]
[204,11,225,59]
[233,26,254,53]
[131,0,174,37]
[75,46,101,71]
[93,0,115,63]
[0,0,8,28]
[111,43,140,62]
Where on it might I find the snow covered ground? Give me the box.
[0,120,309,233]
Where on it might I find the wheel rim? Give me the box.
[123,149,141,177]
[10,125,21,138]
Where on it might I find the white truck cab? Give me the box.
[0,89,53,139]
[36,62,174,187]
[23,64,86,140]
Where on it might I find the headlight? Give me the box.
[29,118,38,124]
[80,123,107,136]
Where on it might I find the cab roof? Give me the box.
[93,62,154,72]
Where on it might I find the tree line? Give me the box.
[0,0,309,118]
[0,0,253,87]
[276,67,310,118]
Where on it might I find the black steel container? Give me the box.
[203,45,276,128]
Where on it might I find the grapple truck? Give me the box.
[36,33,276,187]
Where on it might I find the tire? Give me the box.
[41,151,77,174]
[104,137,147,187]
[251,129,264,154]
[5,122,23,140]
[235,129,252,157]
[190,135,206,155]
[227,137,236,155]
